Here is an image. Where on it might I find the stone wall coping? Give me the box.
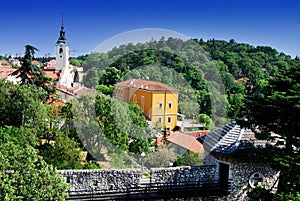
[150,165,216,171]
[57,168,141,173]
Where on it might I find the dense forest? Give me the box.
[80,37,299,124]
[1,38,300,200]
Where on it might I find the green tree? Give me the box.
[70,58,84,66]
[82,67,101,88]
[14,45,54,94]
[96,84,114,96]
[0,80,47,127]
[128,102,148,128]
[39,132,83,169]
[198,114,214,130]
[60,102,79,143]
[174,151,203,166]
[99,67,122,86]
[127,102,152,154]
[129,138,152,154]
[33,104,64,142]
[0,126,69,200]
[244,64,300,199]
[145,147,176,167]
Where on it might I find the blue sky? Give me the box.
[1,0,299,57]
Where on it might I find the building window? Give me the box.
[141,96,145,110]
[167,117,171,123]
[133,94,137,102]
[158,102,163,109]
[168,102,172,109]
[158,117,162,123]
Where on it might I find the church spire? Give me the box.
[56,15,67,44]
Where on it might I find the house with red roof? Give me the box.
[8,57,21,67]
[154,131,206,155]
[167,131,204,154]
[0,60,12,68]
[0,67,18,80]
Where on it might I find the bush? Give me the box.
[174,151,203,166]
[247,186,273,201]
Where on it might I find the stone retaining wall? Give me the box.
[150,165,218,184]
[58,169,141,194]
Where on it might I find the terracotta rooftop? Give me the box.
[167,131,204,153]
[115,79,178,92]
[44,70,59,80]
[0,60,12,67]
[57,84,79,93]
[43,59,56,69]
[74,87,89,96]
[0,67,18,79]
[46,97,66,106]
[32,60,40,65]
[185,130,210,138]
[57,84,92,97]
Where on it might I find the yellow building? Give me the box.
[114,79,179,131]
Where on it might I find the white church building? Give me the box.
[49,20,95,101]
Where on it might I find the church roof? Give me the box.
[203,122,270,155]
[56,19,67,44]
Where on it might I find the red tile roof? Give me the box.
[44,70,59,80]
[0,60,12,67]
[154,137,165,146]
[184,130,210,138]
[0,67,18,79]
[167,131,204,153]
[43,59,56,69]
[45,97,66,106]
[75,87,89,96]
[115,79,178,92]
[57,84,67,90]
[57,84,91,96]
[32,60,40,65]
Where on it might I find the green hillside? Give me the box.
[81,37,300,122]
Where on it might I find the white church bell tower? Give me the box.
[55,19,69,70]
[55,18,75,88]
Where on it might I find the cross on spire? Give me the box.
[56,14,67,44]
